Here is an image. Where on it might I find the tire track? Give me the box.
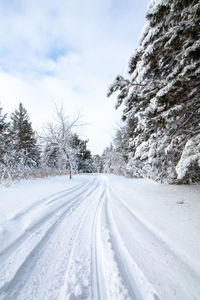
[10,181,88,222]
[58,176,109,300]
[0,179,95,263]
[108,185,200,300]
[110,186,200,280]
[0,178,99,299]
[1,174,199,300]
[91,187,107,300]
[58,178,102,300]
[91,176,132,300]
[105,182,159,300]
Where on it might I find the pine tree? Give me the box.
[70,134,92,173]
[9,102,40,168]
[108,0,200,183]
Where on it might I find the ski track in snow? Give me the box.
[0,174,199,300]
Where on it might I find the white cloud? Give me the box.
[0,0,149,154]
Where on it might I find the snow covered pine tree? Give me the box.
[108,0,200,183]
[70,134,93,173]
[9,102,40,178]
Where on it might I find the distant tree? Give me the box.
[92,154,102,173]
[108,0,200,183]
[9,102,40,168]
[101,144,126,175]
[41,107,81,179]
[70,134,92,173]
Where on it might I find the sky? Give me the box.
[0,0,149,155]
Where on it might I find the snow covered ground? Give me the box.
[0,174,200,300]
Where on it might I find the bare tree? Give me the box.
[41,106,81,179]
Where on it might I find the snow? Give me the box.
[176,134,200,180]
[147,0,169,16]
[0,174,200,299]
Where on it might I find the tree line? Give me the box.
[0,103,101,183]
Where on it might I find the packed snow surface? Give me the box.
[0,174,200,300]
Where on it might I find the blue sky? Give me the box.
[0,0,149,154]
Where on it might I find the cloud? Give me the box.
[0,0,149,154]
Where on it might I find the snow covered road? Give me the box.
[0,174,200,300]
